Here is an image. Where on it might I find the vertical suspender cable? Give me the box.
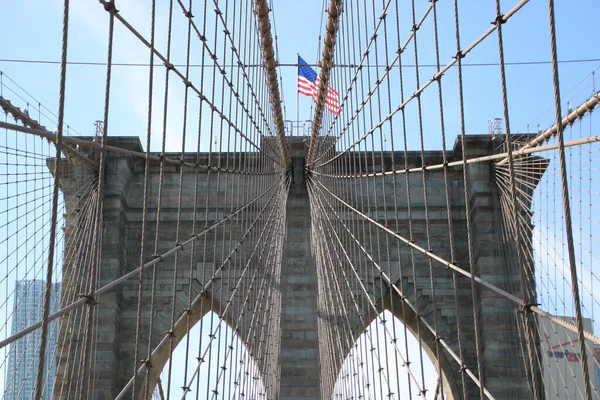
[546,1,593,399]
[34,1,69,399]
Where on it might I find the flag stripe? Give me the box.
[298,55,342,116]
[298,76,314,97]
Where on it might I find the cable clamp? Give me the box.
[79,293,98,305]
[493,14,506,25]
[101,0,118,13]
[184,10,193,18]
[522,303,539,313]
[454,51,465,60]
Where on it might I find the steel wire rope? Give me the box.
[313,0,532,170]
[310,184,400,400]
[173,0,282,160]
[175,196,285,400]
[311,228,377,400]
[114,177,285,399]
[180,0,283,161]
[33,0,70,396]
[0,176,282,351]
[223,1,250,396]
[365,2,393,397]
[200,5,224,398]
[492,1,544,397]
[308,178,440,399]
[355,2,379,397]
[4,57,600,69]
[54,189,100,399]
[63,196,99,399]
[309,173,497,398]
[75,0,116,395]
[140,0,177,396]
[495,148,600,394]
[312,0,431,168]
[0,80,83,138]
[370,1,401,395]
[547,1,594,397]
[430,0,469,395]
[95,1,283,169]
[129,0,158,396]
[163,0,194,395]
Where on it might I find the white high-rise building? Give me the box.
[5,280,61,400]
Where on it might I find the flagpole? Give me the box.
[296,53,300,136]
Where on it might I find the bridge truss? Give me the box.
[0,0,600,399]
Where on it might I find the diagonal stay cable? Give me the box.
[310,131,600,180]
[308,175,495,399]
[313,0,531,169]
[34,0,69,397]
[310,174,600,346]
[308,180,429,399]
[175,0,275,141]
[311,0,431,166]
[0,176,284,350]
[496,90,600,165]
[0,121,281,176]
[0,98,97,167]
[96,0,282,167]
[184,207,285,400]
[306,0,343,164]
[114,182,286,399]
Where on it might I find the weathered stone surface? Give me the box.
[53,135,540,400]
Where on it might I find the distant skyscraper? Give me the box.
[5,280,61,400]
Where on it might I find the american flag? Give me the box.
[297,55,341,116]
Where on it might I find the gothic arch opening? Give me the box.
[151,310,266,400]
[333,310,448,400]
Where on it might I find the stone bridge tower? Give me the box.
[52,135,543,400]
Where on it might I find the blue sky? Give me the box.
[0,0,598,150]
[1,0,600,398]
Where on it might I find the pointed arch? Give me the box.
[332,291,461,400]
[125,294,266,400]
